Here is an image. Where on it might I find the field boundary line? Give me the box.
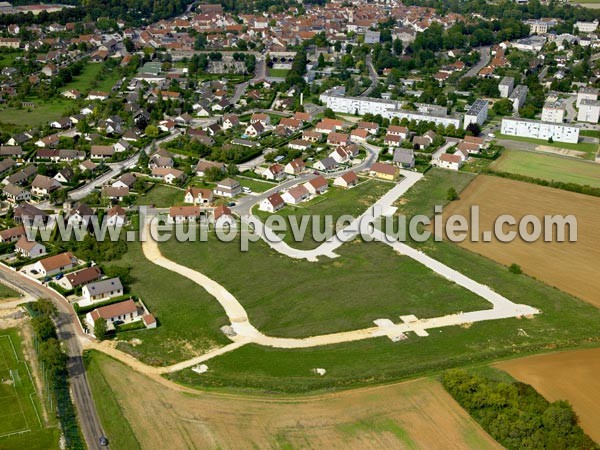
[0,428,31,439]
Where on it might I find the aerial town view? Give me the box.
[0,0,600,448]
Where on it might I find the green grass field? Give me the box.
[84,351,141,450]
[490,150,600,188]
[395,168,476,218]
[0,99,72,129]
[135,184,185,208]
[267,68,290,78]
[160,235,490,339]
[62,63,121,95]
[0,329,58,449]
[255,178,392,249]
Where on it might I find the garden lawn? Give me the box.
[235,176,276,193]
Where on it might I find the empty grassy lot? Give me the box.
[255,178,392,249]
[490,150,600,188]
[86,350,501,450]
[497,133,598,159]
[0,99,72,129]
[61,63,121,95]
[135,184,184,208]
[160,235,490,339]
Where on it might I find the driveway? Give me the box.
[461,46,491,79]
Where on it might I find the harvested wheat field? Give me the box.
[442,175,600,307]
[496,347,600,443]
[89,352,500,450]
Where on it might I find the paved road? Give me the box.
[361,54,378,97]
[69,130,182,201]
[462,46,491,79]
[0,266,105,450]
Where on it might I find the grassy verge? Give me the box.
[497,133,598,155]
[0,283,20,299]
[84,351,141,450]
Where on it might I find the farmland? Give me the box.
[442,175,600,307]
[496,347,600,443]
[490,150,600,188]
[0,329,58,450]
[86,350,501,450]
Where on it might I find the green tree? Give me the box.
[447,187,459,201]
[145,125,159,138]
[323,108,336,119]
[509,263,522,274]
[32,316,57,341]
[94,318,108,341]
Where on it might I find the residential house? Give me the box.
[3,184,31,203]
[106,206,127,227]
[15,237,46,258]
[250,113,270,126]
[102,186,129,201]
[315,118,343,134]
[333,171,359,188]
[327,132,349,147]
[263,164,286,181]
[79,160,98,172]
[387,125,409,139]
[281,184,309,205]
[350,128,369,143]
[4,166,37,186]
[213,178,241,198]
[302,130,322,142]
[393,149,415,168]
[0,146,24,158]
[213,205,235,227]
[86,299,140,332]
[184,187,213,205]
[0,225,26,243]
[31,175,61,197]
[384,134,402,147]
[259,193,285,213]
[112,173,136,189]
[222,114,240,130]
[168,205,201,223]
[113,139,131,153]
[284,158,306,176]
[81,278,124,304]
[314,157,338,172]
[66,202,95,228]
[33,252,77,277]
[369,162,399,181]
[151,167,186,185]
[245,122,265,137]
[35,134,60,148]
[61,266,102,291]
[304,175,329,195]
[357,121,379,134]
[196,160,226,177]
[288,139,312,151]
[14,203,48,225]
[0,158,16,177]
[54,167,75,184]
[91,145,115,159]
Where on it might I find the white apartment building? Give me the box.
[498,77,514,98]
[574,20,599,34]
[319,87,462,129]
[501,118,579,144]
[509,85,528,112]
[577,99,600,123]
[541,100,566,123]
[576,87,599,108]
[464,99,488,129]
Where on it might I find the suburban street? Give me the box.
[69,130,182,200]
[0,266,106,450]
[462,46,491,79]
